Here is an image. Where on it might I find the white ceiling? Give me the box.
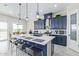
[0,3,68,19]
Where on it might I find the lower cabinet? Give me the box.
[21,40,47,56]
[52,35,67,46]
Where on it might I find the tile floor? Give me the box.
[0,41,9,56]
[53,44,79,56]
[0,40,79,56]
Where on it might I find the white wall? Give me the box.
[53,9,67,17]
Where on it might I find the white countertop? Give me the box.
[49,34,67,36]
[16,34,55,45]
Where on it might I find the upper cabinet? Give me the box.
[62,16,67,29]
[34,12,67,30]
[34,21,38,29]
[51,17,58,29]
[34,19,45,29]
[51,16,67,29]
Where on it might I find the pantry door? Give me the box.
[67,10,79,52]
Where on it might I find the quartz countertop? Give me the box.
[16,34,55,45]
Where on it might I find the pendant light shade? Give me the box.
[36,12,39,19]
[36,3,40,19]
[26,3,29,21]
[26,17,28,21]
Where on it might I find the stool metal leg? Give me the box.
[41,51,43,56]
[16,46,17,56]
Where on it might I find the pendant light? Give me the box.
[18,3,22,25]
[17,3,22,32]
[36,3,40,19]
[26,3,29,21]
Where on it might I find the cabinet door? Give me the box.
[52,35,67,46]
[62,36,67,46]
[34,21,38,29]
[54,18,58,29]
[51,16,67,29]
[58,17,62,29]
[41,20,44,29]
[54,16,67,29]
[51,18,55,29]
[53,36,59,44]
[38,20,44,29]
[38,20,41,29]
[34,20,44,29]
[62,16,67,29]
[34,21,36,29]
[57,36,63,45]
[37,21,39,29]
[58,36,67,46]
[57,36,61,45]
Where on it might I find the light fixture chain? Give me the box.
[26,3,28,18]
[19,3,21,20]
[37,3,39,14]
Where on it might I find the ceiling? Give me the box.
[0,3,68,19]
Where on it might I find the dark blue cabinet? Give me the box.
[54,18,58,29]
[39,20,44,29]
[51,16,67,29]
[52,35,67,46]
[58,17,62,29]
[52,35,59,44]
[34,21,37,29]
[34,20,44,29]
[18,39,47,56]
[34,21,38,29]
[51,18,58,29]
[51,18,55,29]
[62,16,67,29]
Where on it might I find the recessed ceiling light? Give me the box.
[54,4,57,8]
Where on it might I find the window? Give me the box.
[0,22,7,40]
[13,24,23,32]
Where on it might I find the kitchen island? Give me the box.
[15,34,55,56]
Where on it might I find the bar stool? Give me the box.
[9,40,13,55]
[31,47,43,56]
[15,39,31,56]
[15,39,24,56]
[51,43,54,56]
[24,44,43,56]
